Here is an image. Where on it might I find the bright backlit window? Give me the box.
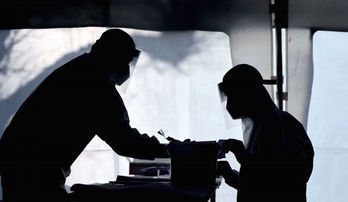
[307,31,348,202]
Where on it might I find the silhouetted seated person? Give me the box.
[217,64,314,202]
[0,29,168,202]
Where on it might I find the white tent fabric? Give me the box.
[287,28,313,128]
[307,31,348,202]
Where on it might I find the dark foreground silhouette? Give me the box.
[0,29,168,201]
[217,64,314,202]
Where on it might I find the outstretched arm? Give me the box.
[98,122,168,160]
[95,86,169,160]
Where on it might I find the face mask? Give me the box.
[109,65,130,86]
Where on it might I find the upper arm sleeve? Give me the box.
[94,86,168,160]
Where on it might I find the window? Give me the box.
[307,31,348,202]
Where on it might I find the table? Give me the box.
[69,176,221,202]
[70,141,221,202]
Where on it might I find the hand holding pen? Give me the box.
[157,129,191,142]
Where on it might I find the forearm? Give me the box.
[217,160,240,189]
[118,132,168,159]
[100,125,168,160]
[223,169,240,189]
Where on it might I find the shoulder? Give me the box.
[256,110,283,134]
[45,53,89,81]
[278,111,307,136]
[250,110,287,151]
[96,84,128,115]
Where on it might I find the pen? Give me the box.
[157,129,176,142]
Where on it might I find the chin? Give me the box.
[228,110,241,120]
[231,114,241,120]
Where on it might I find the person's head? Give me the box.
[91,29,140,85]
[218,64,273,119]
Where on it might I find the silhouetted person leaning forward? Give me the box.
[217,64,314,202]
[0,29,168,201]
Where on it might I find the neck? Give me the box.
[247,96,278,120]
[88,52,110,75]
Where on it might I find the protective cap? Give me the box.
[218,64,267,127]
[218,64,264,95]
[93,28,140,59]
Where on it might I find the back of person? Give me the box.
[0,54,105,201]
[217,64,314,202]
[0,28,168,201]
[237,110,314,202]
[1,54,94,167]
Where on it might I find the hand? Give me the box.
[140,132,169,158]
[223,139,244,151]
[218,139,244,153]
[221,139,247,164]
[183,138,191,142]
[217,139,227,159]
[157,129,190,142]
[217,160,240,189]
[217,160,233,177]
